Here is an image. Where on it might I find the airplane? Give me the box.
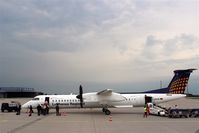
[22,68,197,115]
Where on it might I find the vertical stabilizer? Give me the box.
[143,68,196,94]
[168,69,196,94]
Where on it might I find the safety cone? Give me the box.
[109,115,112,122]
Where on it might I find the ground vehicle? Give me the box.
[168,109,189,118]
[1,102,18,112]
[148,103,199,118]
[148,103,167,116]
[189,109,199,117]
[168,108,199,118]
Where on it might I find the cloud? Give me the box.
[142,34,199,62]
[0,0,198,94]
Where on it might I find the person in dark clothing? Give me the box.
[37,104,41,116]
[29,105,33,116]
[56,104,59,116]
[16,104,21,115]
[46,105,49,114]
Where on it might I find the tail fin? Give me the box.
[143,68,196,94]
[168,69,196,94]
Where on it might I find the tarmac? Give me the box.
[0,97,199,133]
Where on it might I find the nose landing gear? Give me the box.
[102,108,111,115]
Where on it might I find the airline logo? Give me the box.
[169,78,189,94]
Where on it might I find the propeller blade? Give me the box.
[80,85,83,96]
[80,99,83,108]
[76,85,83,108]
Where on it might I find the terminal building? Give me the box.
[0,87,43,98]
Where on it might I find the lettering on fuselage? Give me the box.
[153,98,163,101]
[52,102,85,106]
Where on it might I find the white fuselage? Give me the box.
[22,93,186,109]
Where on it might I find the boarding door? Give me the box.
[145,95,152,104]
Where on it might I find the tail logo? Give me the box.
[169,78,189,94]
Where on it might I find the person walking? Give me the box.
[29,105,33,116]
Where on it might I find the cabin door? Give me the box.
[145,95,152,104]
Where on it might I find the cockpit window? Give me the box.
[32,98,39,100]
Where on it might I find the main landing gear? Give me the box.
[102,108,111,115]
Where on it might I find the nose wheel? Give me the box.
[102,108,111,115]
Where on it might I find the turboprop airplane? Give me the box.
[22,69,196,115]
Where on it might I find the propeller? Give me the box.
[76,85,83,108]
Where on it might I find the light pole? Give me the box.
[160,80,162,89]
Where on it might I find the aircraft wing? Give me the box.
[83,89,126,105]
[94,89,126,103]
[97,89,112,96]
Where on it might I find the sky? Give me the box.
[0,0,199,94]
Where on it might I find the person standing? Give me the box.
[56,104,59,116]
[16,104,21,115]
[46,104,49,115]
[146,104,150,115]
[143,105,148,118]
[18,104,21,115]
[37,104,41,116]
[43,104,46,115]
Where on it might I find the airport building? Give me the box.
[0,87,43,98]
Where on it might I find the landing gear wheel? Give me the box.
[105,109,111,115]
[102,108,106,112]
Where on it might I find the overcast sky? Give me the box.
[0,0,199,94]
